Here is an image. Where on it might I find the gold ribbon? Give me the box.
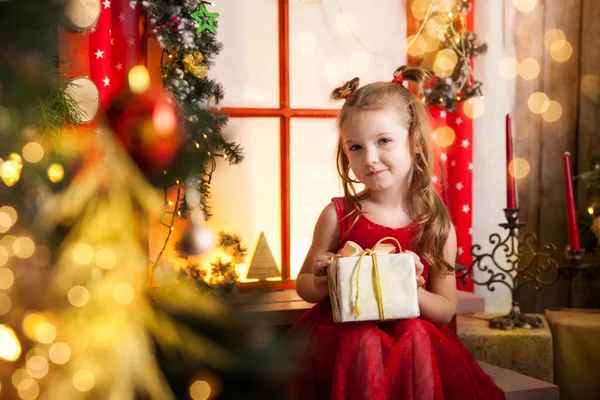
[331,237,402,321]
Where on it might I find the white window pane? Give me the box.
[290,118,344,278]
[289,0,408,109]
[212,0,279,108]
[203,118,281,281]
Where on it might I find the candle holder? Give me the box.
[456,208,561,330]
[559,249,590,308]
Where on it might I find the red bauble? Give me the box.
[106,90,183,173]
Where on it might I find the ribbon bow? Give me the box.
[335,237,402,321]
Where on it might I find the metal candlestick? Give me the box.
[559,249,590,308]
[456,208,562,330]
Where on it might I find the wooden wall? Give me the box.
[513,0,599,312]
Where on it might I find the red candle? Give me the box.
[563,152,580,251]
[506,114,518,209]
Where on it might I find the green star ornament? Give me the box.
[190,4,219,35]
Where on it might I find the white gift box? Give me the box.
[328,240,420,323]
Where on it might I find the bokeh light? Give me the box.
[498,57,519,79]
[518,58,540,80]
[513,0,537,13]
[542,100,562,122]
[463,97,485,119]
[528,92,550,114]
[508,158,531,179]
[433,126,456,147]
[22,142,44,163]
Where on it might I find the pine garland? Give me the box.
[143,0,243,217]
[420,0,488,112]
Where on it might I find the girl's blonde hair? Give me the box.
[332,66,454,274]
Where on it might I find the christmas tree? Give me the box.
[0,1,293,399]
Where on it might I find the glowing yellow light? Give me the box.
[463,97,485,119]
[437,0,455,12]
[14,236,35,259]
[12,369,29,388]
[49,342,71,365]
[47,163,64,183]
[0,293,11,315]
[498,57,519,79]
[170,226,175,231]
[0,268,14,290]
[581,75,600,100]
[168,200,174,206]
[1,235,17,256]
[0,247,7,267]
[518,58,540,80]
[2,153,23,187]
[176,179,180,184]
[68,286,90,307]
[73,369,95,392]
[411,0,431,20]
[202,133,208,139]
[26,355,49,379]
[26,346,48,361]
[72,243,94,265]
[407,34,427,57]
[423,36,440,53]
[508,158,531,179]
[95,248,116,269]
[190,380,211,400]
[528,92,550,114]
[195,142,200,148]
[550,40,573,62]
[589,207,595,215]
[22,313,46,341]
[35,322,56,344]
[113,283,134,304]
[128,65,151,94]
[544,29,566,50]
[425,16,447,38]
[0,206,17,234]
[17,378,39,400]
[0,325,21,361]
[434,126,456,147]
[513,0,537,13]
[542,100,562,122]
[433,49,458,78]
[22,142,44,163]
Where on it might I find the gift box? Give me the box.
[328,238,420,323]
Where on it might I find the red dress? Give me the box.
[289,197,505,400]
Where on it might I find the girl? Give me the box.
[291,66,504,399]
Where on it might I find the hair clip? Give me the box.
[334,77,360,100]
[392,66,405,85]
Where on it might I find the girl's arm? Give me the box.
[417,225,458,326]
[295,202,340,303]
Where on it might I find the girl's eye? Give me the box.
[349,144,361,152]
[378,138,392,145]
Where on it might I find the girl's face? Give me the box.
[341,106,413,193]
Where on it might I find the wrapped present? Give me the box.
[328,237,420,323]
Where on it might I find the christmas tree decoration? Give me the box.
[182,51,208,79]
[177,215,216,256]
[409,0,487,112]
[106,89,183,175]
[64,77,100,124]
[62,0,101,32]
[217,231,247,264]
[246,232,281,281]
[190,3,219,35]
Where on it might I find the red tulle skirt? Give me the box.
[289,301,505,400]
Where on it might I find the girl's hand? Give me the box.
[313,252,336,295]
[404,250,425,288]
